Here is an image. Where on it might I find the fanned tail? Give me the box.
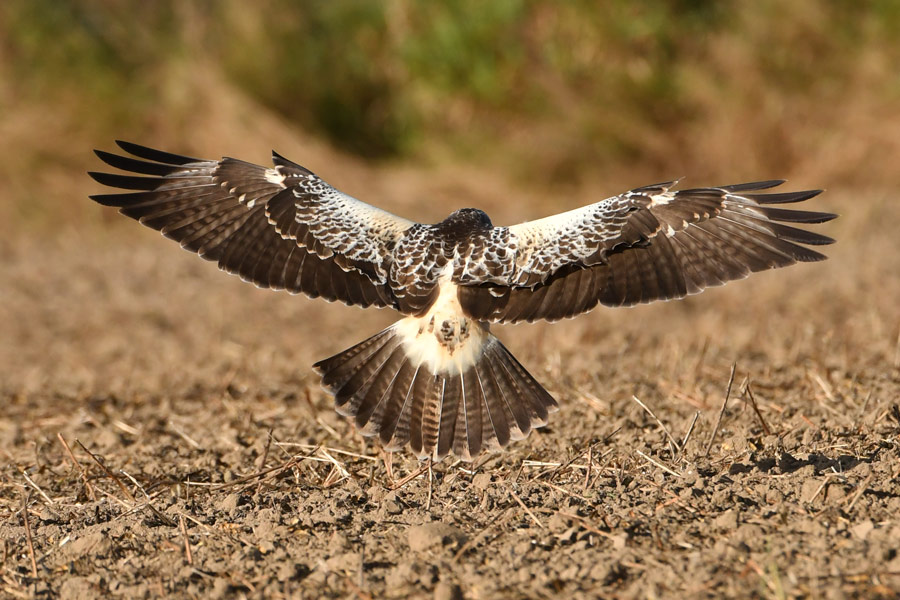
[313,321,557,461]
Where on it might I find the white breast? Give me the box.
[394,278,489,376]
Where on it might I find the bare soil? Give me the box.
[1,185,899,599]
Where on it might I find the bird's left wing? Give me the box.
[90,141,416,310]
[458,180,836,323]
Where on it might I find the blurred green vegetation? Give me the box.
[4,0,899,156]
[2,0,900,227]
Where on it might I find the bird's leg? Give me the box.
[425,457,433,511]
[383,448,394,485]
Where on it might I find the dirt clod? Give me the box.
[408,522,467,552]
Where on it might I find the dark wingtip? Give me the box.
[115,140,138,153]
[749,189,824,204]
[760,207,838,224]
[720,180,786,193]
[89,193,124,207]
[114,140,201,165]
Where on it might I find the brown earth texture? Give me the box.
[1,172,899,598]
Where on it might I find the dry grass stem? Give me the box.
[119,470,152,502]
[275,442,378,462]
[256,429,274,493]
[540,480,590,502]
[141,502,177,527]
[258,429,274,473]
[894,327,900,370]
[178,514,193,565]
[635,450,682,478]
[742,382,772,436]
[318,448,351,488]
[168,421,201,449]
[584,445,592,490]
[453,508,513,560]
[75,440,136,503]
[91,483,133,509]
[704,363,737,457]
[679,411,701,458]
[806,474,838,503]
[22,471,53,506]
[22,492,38,578]
[555,511,618,540]
[212,454,303,492]
[523,460,562,469]
[57,433,96,501]
[510,489,544,529]
[390,463,430,490]
[631,395,680,457]
[845,474,874,511]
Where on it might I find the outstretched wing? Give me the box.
[89,141,416,309]
[458,180,836,323]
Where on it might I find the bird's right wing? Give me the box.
[90,141,416,310]
[458,180,836,323]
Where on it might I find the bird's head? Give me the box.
[441,208,494,231]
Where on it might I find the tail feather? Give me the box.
[317,326,394,389]
[331,334,402,415]
[437,375,461,459]
[484,343,533,440]
[474,359,511,448]
[313,321,557,461]
[457,370,484,460]
[354,344,407,428]
[373,360,418,447]
[411,371,439,457]
[501,345,557,425]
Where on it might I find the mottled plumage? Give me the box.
[90,141,836,461]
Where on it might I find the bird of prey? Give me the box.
[89,141,836,461]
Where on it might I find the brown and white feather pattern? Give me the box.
[457,180,836,322]
[90,142,835,461]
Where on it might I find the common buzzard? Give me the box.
[90,141,836,461]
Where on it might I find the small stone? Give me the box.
[434,581,464,600]
[216,493,241,516]
[851,520,874,540]
[825,484,847,503]
[547,512,569,532]
[714,510,738,530]
[408,522,466,552]
[801,478,823,503]
[210,577,231,600]
[38,507,62,523]
[556,526,579,545]
[512,539,532,556]
[765,488,784,504]
[472,473,492,490]
[383,500,402,515]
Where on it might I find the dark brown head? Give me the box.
[436,208,494,240]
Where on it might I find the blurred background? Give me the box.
[3,5,899,596]
[3,0,900,227]
[1,0,897,397]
